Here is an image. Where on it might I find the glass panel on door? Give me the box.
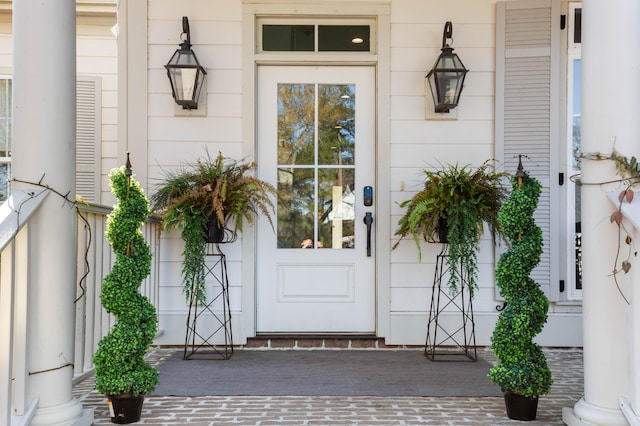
[276,83,356,250]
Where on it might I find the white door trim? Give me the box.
[240,1,391,343]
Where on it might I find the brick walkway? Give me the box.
[73,347,583,425]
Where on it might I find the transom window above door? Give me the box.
[257,18,374,53]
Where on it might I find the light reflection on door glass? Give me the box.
[276,82,356,249]
[318,168,355,249]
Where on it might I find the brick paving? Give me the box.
[73,347,583,425]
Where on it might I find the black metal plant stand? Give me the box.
[424,244,477,361]
[184,242,234,360]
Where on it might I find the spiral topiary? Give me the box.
[489,170,552,399]
[93,165,159,396]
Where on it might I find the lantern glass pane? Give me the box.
[167,49,198,67]
[435,54,465,71]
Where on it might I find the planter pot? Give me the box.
[108,393,144,424]
[503,389,538,421]
[428,218,449,243]
[205,215,225,243]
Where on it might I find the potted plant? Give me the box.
[489,165,552,421]
[93,163,159,424]
[150,150,275,303]
[393,161,508,297]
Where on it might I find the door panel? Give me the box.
[256,66,375,333]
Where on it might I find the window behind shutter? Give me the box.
[495,0,561,300]
[76,76,101,203]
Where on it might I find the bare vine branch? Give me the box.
[9,176,92,303]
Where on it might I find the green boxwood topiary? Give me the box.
[489,171,552,398]
[93,166,159,396]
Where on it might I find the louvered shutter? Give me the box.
[76,76,101,203]
[495,0,561,301]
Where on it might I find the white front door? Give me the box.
[256,65,376,333]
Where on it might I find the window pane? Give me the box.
[318,168,355,249]
[572,59,581,168]
[0,163,9,202]
[0,79,11,157]
[278,83,315,165]
[573,8,582,44]
[318,84,355,166]
[318,25,370,52]
[277,167,315,248]
[572,58,582,290]
[263,25,314,51]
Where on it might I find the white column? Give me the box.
[563,0,640,425]
[11,1,92,425]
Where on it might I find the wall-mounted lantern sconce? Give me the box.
[426,22,468,113]
[165,16,207,110]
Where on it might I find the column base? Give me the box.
[30,398,93,426]
[563,398,628,426]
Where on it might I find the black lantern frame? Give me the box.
[165,16,207,110]
[426,22,469,113]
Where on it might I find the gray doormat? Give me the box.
[153,350,501,397]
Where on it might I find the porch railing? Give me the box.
[0,191,48,426]
[0,192,161,425]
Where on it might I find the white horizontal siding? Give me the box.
[77,38,117,57]
[390,143,494,167]
[149,44,242,71]
[392,23,495,48]
[391,120,494,144]
[159,286,243,312]
[148,0,240,21]
[148,117,242,142]
[149,20,242,45]
[392,0,498,24]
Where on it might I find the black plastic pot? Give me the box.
[108,394,144,424]
[205,215,225,243]
[503,389,539,421]
[428,217,449,243]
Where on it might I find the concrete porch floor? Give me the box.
[72,346,583,425]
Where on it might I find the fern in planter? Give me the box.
[489,169,552,407]
[93,166,159,399]
[393,161,507,296]
[151,150,275,303]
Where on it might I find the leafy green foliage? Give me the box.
[93,167,158,396]
[150,150,276,303]
[151,150,276,232]
[489,173,552,398]
[393,162,508,296]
